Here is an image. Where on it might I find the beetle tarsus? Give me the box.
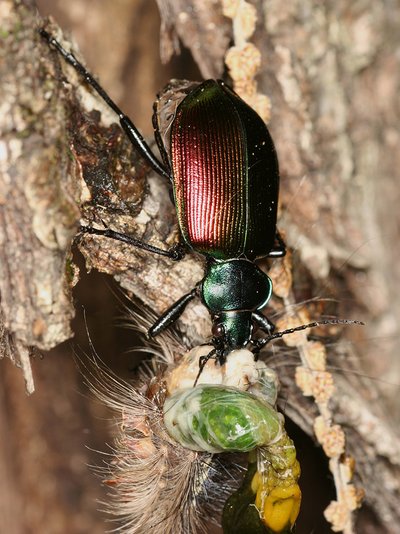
[168,243,186,261]
[79,224,185,260]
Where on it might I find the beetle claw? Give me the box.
[169,243,186,261]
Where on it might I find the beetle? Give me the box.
[40,29,361,369]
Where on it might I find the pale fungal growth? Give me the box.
[310,370,336,403]
[222,0,257,43]
[271,254,363,533]
[225,43,261,80]
[296,367,336,403]
[221,0,239,20]
[340,484,365,512]
[275,309,310,347]
[314,417,346,458]
[294,366,314,397]
[324,501,353,533]
[304,340,327,370]
[222,0,272,122]
[324,481,365,534]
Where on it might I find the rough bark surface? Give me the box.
[0,1,78,353]
[155,0,231,77]
[0,0,399,533]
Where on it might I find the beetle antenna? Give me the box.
[254,319,365,351]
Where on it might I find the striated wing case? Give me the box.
[170,80,279,260]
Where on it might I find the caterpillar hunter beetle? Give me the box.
[41,29,351,370]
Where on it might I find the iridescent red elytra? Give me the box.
[40,30,286,363]
[169,80,279,261]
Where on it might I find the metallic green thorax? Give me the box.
[201,259,272,348]
[201,260,272,312]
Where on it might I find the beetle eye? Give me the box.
[212,322,225,338]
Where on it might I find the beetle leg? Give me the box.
[79,225,186,260]
[39,29,171,181]
[216,348,228,367]
[147,287,198,338]
[267,230,286,258]
[252,311,275,335]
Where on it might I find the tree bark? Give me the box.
[0,0,399,533]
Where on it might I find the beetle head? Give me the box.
[212,311,253,352]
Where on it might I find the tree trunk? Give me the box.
[0,0,399,533]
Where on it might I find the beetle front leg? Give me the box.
[252,311,275,336]
[147,287,198,338]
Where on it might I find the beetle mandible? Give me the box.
[40,29,290,365]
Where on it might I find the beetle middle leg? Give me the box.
[79,225,186,261]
